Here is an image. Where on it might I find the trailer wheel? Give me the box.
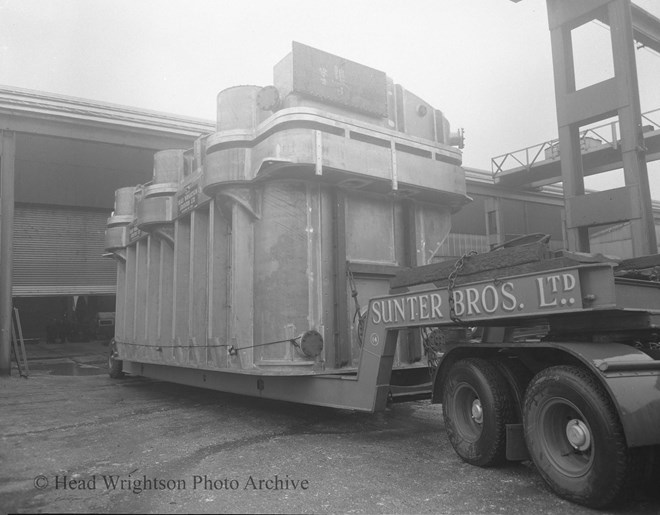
[523,366,636,508]
[108,339,124,379]
[442,358,514,467]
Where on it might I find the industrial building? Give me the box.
[0,85,213,340]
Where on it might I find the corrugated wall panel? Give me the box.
[13,204,116,296]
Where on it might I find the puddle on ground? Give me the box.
[28,361,107,376]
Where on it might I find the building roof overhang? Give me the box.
[0,85,215,150]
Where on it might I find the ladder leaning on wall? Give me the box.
[11,307,28,378]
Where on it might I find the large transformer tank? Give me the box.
[105,42,468,384]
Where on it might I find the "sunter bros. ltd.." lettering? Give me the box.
[370,271,579,325]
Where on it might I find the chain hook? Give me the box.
[447,250,478,326]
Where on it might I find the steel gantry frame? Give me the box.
[549,0,657,255]
[510,0,660,256]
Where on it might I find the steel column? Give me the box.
[0,131,15,376]
[548,8,590,251]
[609,0,657,256]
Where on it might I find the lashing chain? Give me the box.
[347,265,366,346]
[447,250,478,326]
[421,327,445,377]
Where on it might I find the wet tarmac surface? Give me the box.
[1,347,659,514]
[27,360,107,376]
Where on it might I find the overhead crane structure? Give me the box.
[492,107,660,189]
[505,0,660,256]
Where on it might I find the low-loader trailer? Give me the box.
[106,43,660,508]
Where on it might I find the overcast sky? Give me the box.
[1,0,659,195]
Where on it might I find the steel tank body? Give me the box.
[106,44,468,376]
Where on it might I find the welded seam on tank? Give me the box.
[306,185,315,338]
[206,110,461,159]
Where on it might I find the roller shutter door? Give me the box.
[13,204,116,296]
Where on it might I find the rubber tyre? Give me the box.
[108,340,124,379]
[442,358,514,467]
[523,366,636,508]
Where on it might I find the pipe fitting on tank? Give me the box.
[256,85,281,112]
[300,330,324,358]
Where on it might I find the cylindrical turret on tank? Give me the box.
[137,149,185,229]
[216,85,271,132]
[105,187,137,250]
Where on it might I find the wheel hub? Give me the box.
[471,399,483,424]
[566,419,591,451]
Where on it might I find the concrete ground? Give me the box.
[1,342,658,514]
